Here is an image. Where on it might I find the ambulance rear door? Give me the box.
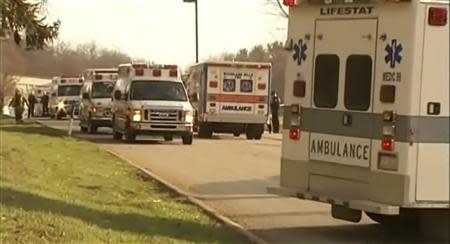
[309,19,378,169]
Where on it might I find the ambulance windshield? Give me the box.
[92,81,114,98]
[58,85,81,97]
[130,80,188,101]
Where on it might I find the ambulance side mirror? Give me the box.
[113,90,122,100]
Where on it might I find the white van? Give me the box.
[186,61,271,139]
[79,69,118,133]
[269,0,449,225]
[111,63,194,144]
[49,76,83,119]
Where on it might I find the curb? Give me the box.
[105,149,269,244]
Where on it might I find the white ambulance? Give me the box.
[186,61,271,139]
[111,63,194,144]
[49,76,83,119]
[269,0,449,225]
[79,68,118,134]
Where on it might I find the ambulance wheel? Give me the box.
[365,212,413,227]
[246,130,255,140]
[198,125,212,138]
[182,134,193,145]
[164,135,173,141]
[254,132,263,140]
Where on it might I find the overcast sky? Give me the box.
[46,0,287,67]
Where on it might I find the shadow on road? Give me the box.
[252,222,449,244]
[0,186,240,243]
[0,122,65,138]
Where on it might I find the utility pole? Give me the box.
[183,0,199,63]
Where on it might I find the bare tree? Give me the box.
[265,0,288,18]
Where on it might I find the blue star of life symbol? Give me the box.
[385,39,403,68]
[293,39,307,66]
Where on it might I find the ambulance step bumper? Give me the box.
[267,186,400,215]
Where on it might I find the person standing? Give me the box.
[27,91,36,118]
[270,91,281,133]
[9,89,28,123]
[41,92,49,116]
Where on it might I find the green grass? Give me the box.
[0,116,247,244]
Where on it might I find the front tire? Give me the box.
[182,134,193,145]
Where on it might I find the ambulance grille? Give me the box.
[145,109,180,122]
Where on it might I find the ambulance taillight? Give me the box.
[283,0,296,7]
[135,69,144,76]
[289,104,301,140]
[428,7,448,26]
[153,69,162,77]
[209,81,218,88]
[170,69,178,77]
[382,139,394,151]
[381,111,396,151]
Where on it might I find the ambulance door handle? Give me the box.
[343,113,352,126]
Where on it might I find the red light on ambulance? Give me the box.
[429,7,448,26]
[169,69,178,77]
[209,81,218,88]
[153,69,162,77]
[135,69,144,76]
[283,0,296,7]
[289,128,300,140]
[382,139,395,151]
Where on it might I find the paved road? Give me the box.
[37,118,448,243]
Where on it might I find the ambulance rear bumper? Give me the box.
[267,186,400,215]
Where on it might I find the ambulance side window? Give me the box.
[314,54,340,108]
[344,55,372,111]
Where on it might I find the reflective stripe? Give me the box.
[283,108,449,143]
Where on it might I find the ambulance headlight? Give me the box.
[132,110,142,122]
[57,101,65,110]
[184,110,194,123]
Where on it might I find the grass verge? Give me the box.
[0,116,247,244]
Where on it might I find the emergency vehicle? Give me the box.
[111,63,194,144]
[49,76,83,119]
[79,68,118,134]
[268,0,449,225]
[186,61,271,139]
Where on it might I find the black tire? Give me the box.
[254,124,264,140]
[182,134,193,145]
[246,130,255,140]
[164,135,173,141]
[366,212,415,228]
[198,125,213,138]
